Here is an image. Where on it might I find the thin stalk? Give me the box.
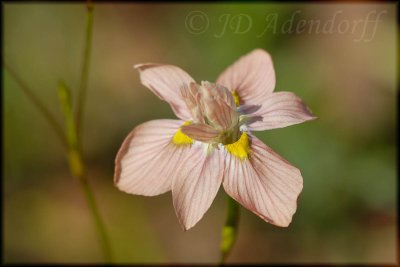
[78,175,113,262]
[219,195,240,264]
[58,81,113,262]
[3,61,67,148]
[76,2,94,138]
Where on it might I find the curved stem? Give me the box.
[219,195,240,264]
[76,2,94,139]
[3,61,68,148]
[4,3,112,261]
[63,4,113,261]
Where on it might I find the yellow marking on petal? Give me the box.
[232,90,240,106]
[225,132,250,160]
[172,121,194,145]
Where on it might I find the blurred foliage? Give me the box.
[3,3,397,264]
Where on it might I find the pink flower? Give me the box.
[115,49,316,230]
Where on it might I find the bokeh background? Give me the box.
[3,3,397,264]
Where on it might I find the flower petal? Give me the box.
[135,63,195,120]
[180,82,205,124]
[222,135,303,227]
[181,123,220,143]
[172,146,224,230]
[217,49,276,106]
[115,119,191,196]
[245,92,317,131]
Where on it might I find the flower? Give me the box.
[114,49,316,231]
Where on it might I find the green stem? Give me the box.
[79,176,114,262]
[58,81,113,262]
[3,61,67,148]
[219,195,240,264]
[76,2,94,138]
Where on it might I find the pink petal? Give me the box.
[180,83,205,124]
[135,64,195,120]
[200,81,236,111]
[216,49,276,106]
[222,135,303,227]
[115,119,191,196]
[181,123,219,143]
[172,147,224,230]
[245,92,317,131]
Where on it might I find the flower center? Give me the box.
[178,81,242,145]
[171,82,250,159]
[172,122,250,160]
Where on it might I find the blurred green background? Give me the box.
[3,3,397,264]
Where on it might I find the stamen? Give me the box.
[172,121,194,145]
[225,132,250,160]
[232,90,240,106]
